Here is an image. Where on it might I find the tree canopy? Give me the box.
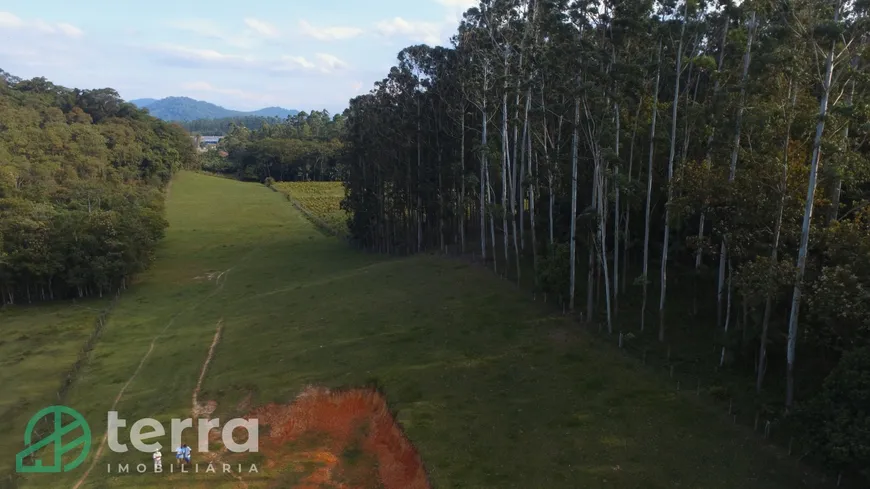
[338,0,870,479]
[203,110,346,182]
[0,71,196,303]
[181,115,285,135]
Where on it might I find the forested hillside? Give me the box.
[133,96,298,122]
[339,0,870,479]
[0,70,196,304]
[203,110,345,181]
[181,115,285,135]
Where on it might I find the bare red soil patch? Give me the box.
[244,386,430,489]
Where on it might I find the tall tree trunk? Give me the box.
[529,124,539,285]
[502,60,511,277]
[480,102,488,262]
[507,63,521,280]
[540,87,554,247]
[417,98,423,253]
[694,18,730,314]
[587,155,598,323]
[758,82,797,392]
[598,147,614,333]
[569,98,580,311]
[719,11,756,327]
[439,151,445,252]
[641,40,662,332]
[520,90,531,253]
[786,2,840,409]
[549,110,563,247]
[460,103,467,254]
[623,102,642,295]
[828,58,857,224]
[512,65,522,260]
[718,10,755,355]
[659,5,686,342]
[720,257,733,367]
[613,102,621,316]
[489,176,498,274]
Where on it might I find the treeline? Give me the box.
[204,110,346,182]
[0,70,196,304]
[340,0,870,479]
[181,115,284,136]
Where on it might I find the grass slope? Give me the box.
[11,172,818,488]
[0,301,108,476]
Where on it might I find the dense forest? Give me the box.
[203,110,345,181]
[0,70,196,303]
[339,0,870,479]
[181,115,286,135]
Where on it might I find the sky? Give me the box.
[0,0,478,114]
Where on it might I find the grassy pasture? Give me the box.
[3,172,827,488]
[0,301,108,477]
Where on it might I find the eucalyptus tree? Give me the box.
[693,10,730,315]
[641,39,663,332]
[658,0,690,342]
[784,0,866,409]
[335,0,870,480]
[716,4,758,361]
[458,13,499,265]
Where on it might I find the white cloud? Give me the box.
[244,18,280,38]
[168,19,222,38]
[375,17,444,45]
[0,11,84,38]
[0,11,24,27]
[297,20,363,41]
[149,43,256,69]
[279,55,315,70]
[315,53,348,73]
[146,41,347,77]
[56,23,84,38]
[32,19,57,34]
[179,81,274,103]
[435,0,478,29]
[168,19,259,49]
[270,53,348,74]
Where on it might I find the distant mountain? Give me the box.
[129,98,158,108]
[249,106,296,118]
[128,96,298,122]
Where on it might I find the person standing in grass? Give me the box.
[182,444,192,465]
[175,445,184,465]
[152,449,162,471]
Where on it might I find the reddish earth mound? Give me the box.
[245,386,430,489]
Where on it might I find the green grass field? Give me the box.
[4,172,828,488]
[0,301,109,476]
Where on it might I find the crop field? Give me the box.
[273,181,348,236]
[3,172,830,489]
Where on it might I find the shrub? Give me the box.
[796,346,870,481]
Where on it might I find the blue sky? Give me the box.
[0,0,476,114]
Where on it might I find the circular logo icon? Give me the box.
[16,405,92,473]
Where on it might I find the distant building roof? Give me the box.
[200,136,223,143]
